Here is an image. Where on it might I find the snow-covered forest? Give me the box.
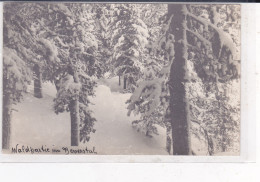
[2,3,240,155]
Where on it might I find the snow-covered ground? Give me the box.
[8,77,214,155]
[10,78,169,155]
[87,84,167,154]
[11,82,71,149]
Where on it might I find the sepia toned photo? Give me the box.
[1,3,241,156]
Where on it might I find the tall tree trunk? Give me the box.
[69,98,80,146]
[166,125,172,155]
[2,92,12,149]
[168,4,191,155]
[119,75,121,86]
[221,122,227,152]
[69,67,80,146]
[123,76,127,89]
[33,63,43,98]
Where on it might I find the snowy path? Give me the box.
[11,80,168,155]
[88,84,167,154]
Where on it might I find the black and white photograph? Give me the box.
[1,2,241,156]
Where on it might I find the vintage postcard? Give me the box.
[1,2,243,159]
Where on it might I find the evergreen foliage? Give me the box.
[127,4,240,155]
[2,3,240,153]
[110,4,149,90]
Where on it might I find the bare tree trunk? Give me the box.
[221,124,227,152]
[123,76,127,89]
[2,92,12,149]
[166,125,172,155]
[33,63,43,98]
[206,132,215,155]
[69,66,80,146]
[168,4,191,155]
[69,98,80,146]
[119,75,121,86]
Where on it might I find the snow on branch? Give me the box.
[3,47,27,80]
[127,78,163,117]
[38,38,60,63]
[186,29,211,46]
[187,11,236,57]
[59,75,81,96]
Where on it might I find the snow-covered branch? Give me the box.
[187,11,236,57]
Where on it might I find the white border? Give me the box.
[0,2,257,163]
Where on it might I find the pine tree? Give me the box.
[169,4,239,154]
[125,4,171,142]
[186,4,240,154]
[44,3,98,146]
[127,4,240,155]
[4,3,100,146]
[2,3,43,149]
[111,4,149,90]
[3,3,63,98]
[93,4,114,78]
[2,47,31,149]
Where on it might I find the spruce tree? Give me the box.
[45,4,99,146]
[3,3,100,146]
[127,4,240,155]
[111,4,149,90]
[2,47,31,149]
